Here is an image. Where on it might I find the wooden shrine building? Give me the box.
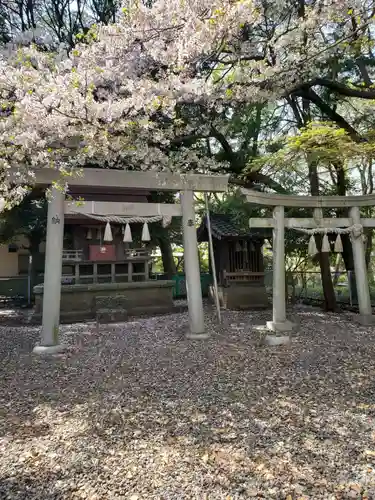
[197,214,268,309]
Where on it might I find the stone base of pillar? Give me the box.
[355,314,375,326]
[33,344,67,355]
[264,335,291,346]
[186,331,210,340]
[266,319,296,333]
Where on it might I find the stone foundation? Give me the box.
[33,280,176,323]
[212,284,269,310]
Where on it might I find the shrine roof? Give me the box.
[197,214,263,242]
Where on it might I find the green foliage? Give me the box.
[0,192,47,248]
[246,121,375,175]
[206,189,264,231]
[148,191,182,245]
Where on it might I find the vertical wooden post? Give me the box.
[93,263,98,284]
[75,263,80,285]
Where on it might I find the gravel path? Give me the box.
[1,306,375,499]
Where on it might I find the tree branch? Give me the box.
[291,78,375,99]
[171,133,208,147]
[231,173,289,194]
[292,88,363,142]
[210,126,234,158]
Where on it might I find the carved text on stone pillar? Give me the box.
[51,216,61,225]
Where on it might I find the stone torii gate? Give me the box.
[242,189,375,337]
[12,169,229,353]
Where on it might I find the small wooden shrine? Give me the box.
[197,214,268,309]
[34,186,176,324]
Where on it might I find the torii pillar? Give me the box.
[350,206,373,325]
[181,190,207,339]
[266,205,296,334]
[33,186,66,354]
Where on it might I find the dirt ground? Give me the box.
[0,306,375,499]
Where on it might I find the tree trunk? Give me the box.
[315,236,336,311]
[289,94,336,311]
[334,162,358,303]
[339,235,358,304]
[309,164,337,311]
[158,235,176,279]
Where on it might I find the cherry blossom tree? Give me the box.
[1,0,375,202]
